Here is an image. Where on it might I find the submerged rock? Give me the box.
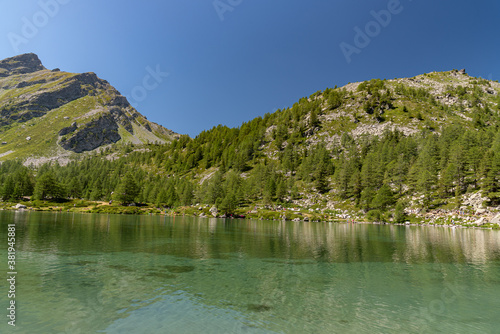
[162,265,195,273]
[146,271,177,279]
[247,304,272,312]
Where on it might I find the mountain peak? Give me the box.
[0,53,46,77]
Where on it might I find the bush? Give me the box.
[74,200,92,207]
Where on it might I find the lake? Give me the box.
[1,211,499,333]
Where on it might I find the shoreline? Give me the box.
[2,203,498,231]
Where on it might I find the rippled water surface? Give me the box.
[1,211,499,333]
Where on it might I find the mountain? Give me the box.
[1,64,500,224]
[0,53,178,164]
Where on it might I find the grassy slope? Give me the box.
[0,68,175,161]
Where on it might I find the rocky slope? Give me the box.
[0,53,179,163]
[296,69,500,150]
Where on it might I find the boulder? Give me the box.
[14,203,27,209]
[473,217,485,226]
[491,213,500,225]
[475,208,487,215]
[209,206,218,217]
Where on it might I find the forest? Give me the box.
[1,77,500,220]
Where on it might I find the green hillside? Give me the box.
[1,67,500,226]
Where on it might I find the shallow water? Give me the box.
[1,211,499,333]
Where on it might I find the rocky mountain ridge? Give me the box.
[300,69,500,150]
[0,53,178,163]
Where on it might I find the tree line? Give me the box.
[1,79,499,217]
[1,123,499,216]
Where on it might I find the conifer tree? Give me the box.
[371,184,394,211]
[113,172,140,205]
[33,172,65,200]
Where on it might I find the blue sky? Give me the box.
[1,0,499,137]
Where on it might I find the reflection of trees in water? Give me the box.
[401,226,500,264]
[4,211,500,333]
[13,212,500,265]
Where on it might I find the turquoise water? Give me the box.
[1,211,499,333]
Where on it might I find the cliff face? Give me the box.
[0,53,179,160]
[59,114,121,153]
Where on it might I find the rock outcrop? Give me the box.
[462,191,488,211]
[2,72,108,124]
[0,53,45,77]
[58,122,77,136]
[59,115,120,153]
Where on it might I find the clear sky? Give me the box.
[1,0,499,137]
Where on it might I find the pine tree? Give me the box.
[349,169,362,203]
[155,189,167,207]
[314,162,329,194]
[180,182,194,206]
[67,178,82,199]
[310,110,319,128]
[208,170,224,204]
[165,184,177,208]
[33,172,65,200]
[276,179,287,203]
[113,172,140,205]
[393,200,407,223]
[360,187,376,211]
[371,184,394,211]
[1,176,15,200]
[220,191,238,214]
